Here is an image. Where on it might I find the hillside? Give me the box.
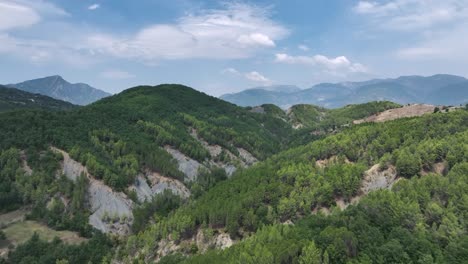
[7,75,110,105]
[0,84,294,238]
[286,101,401,131]
[0,84,466,263]
[0,85,77,112]
[125,109,468,263]
[221,74,468,108]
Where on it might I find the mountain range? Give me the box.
[6,75,110,105]
[0,85,77,112]
[0,81,466,263]
[221,74,468,108]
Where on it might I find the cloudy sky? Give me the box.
[1,0,467,95]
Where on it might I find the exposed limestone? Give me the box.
[148,172,190,198]
[165,146,202,181]
[237,148,258,166]
[220,164,237,177]
[156,228,234,260]
[189,129,221,158]
[88,179,133,235]
[156,239,180,262]
[314,164,398,213]
[51,147,134,235]
[189,129,240,175]
[52,147,87,181]
[361,164,398,194]
[335,198,349,210]
[130,175,153,202]
[316,156,351,168]
[130,172,191,202]
[353,104,436,124]
[213,233,233,250]
[421,162,447,176]
[292,123,304,130]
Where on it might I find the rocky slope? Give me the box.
[52,147,190,235]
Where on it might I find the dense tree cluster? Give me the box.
[0,84,466,263]
[0,85,294,191]
[126,110,468,263]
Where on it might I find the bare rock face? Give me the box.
[165,146,202,181]
[130,175,153,202]
[237,148,258,166]
[52,147,87,181]
[361,164,398,194]
[88,179,134,235]
[52,147,134,235]
[130,172,190,202]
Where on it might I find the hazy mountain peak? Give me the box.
[7,75,110,105]
[221,74,468,108]
[247,85,302,93]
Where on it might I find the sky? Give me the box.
[1,0,468,96]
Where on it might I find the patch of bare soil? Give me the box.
[353,104,436,124]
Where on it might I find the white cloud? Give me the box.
[100,70,135,79]
[0,0,68,32]
[221,68,240,75]
[245,71,270,83]
[86,3,288,61]
[0,1,40,31]
[396,47,442,58]
[237,33,275,47]
[353,0,468,31]
[275,53,315,64]
[275,53,368,73]
[395,22,468,60]
[353,1,398,15]
[298,44,309,51]
[222,68,271,84]
[88,4,100,10]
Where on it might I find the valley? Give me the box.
[0,82,466,263]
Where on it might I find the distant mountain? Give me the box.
[7,75,110,105]
[221,74,468,108]
[0,85,77,112]
[221,85,301,108]
[256,85,301,93]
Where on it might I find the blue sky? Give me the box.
[1,0,467,95]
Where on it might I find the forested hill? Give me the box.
[1,83,466,263]
[0,85,77,112]
[125,109,468,263]
[0,84,294,191]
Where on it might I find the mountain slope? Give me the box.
[221,74,468,108]
[427,81,468,105]
[126,109,468,263]
[8,75,110,105]
[0,84,295,236]
[0,85,77,112]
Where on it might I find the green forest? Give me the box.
[0,84,466,263]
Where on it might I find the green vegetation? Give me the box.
[0,85,293,190]
[0,147,93,237]
[0,83,466,263]
[288,101,401,131]
[0,86,76,112]
[5,232,112,264]
[2,221,87,247]
[125,110,467,263]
